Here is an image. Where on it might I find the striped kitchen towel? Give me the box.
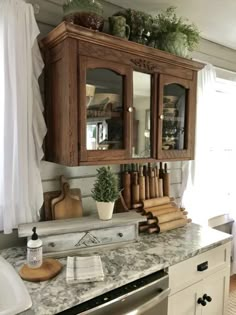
[66,256,104,283]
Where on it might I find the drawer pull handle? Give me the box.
[203,294,212,302]
[197,261,208,272]
[118,233,123,237]
[197,298,207,306]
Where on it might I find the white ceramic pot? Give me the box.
[96,201,114,220]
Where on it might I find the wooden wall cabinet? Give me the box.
[42,22,204,166]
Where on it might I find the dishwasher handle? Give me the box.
[124,287,170,315]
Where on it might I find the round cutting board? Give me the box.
[19,258,63,282]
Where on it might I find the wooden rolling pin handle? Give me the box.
[139,225,149,232]
[132,203,143,209]
[148,226,160,234]
[139,221,148,227]
[147,218,158,225]
[146,212,155,219]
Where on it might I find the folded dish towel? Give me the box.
[66,256,104,283]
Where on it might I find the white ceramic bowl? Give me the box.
[163,95,178,107]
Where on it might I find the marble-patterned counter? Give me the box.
[1,223,232,315]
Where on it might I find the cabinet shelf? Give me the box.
[87,110,122,120]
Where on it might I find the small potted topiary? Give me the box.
[91,166,119,220]
[152,6,200,57]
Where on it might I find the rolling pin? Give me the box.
[159,218,191,232]
[153,167,159,198]
[159,162,164,179]
[149,170,156,198]
[144,203,174,212]
[158,178,164,197]
[143,165,150,200]
[145,207,179,218]
[139,166,146,201]
[132,172,140,204]
[142,196,171,208]
[122,169,131,209]
[145,206,179,214]
[163,163,170,197]
[157,212,186,224]
[148,218,192,234]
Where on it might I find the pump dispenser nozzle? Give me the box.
[31,227,38,240]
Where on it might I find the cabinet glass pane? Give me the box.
[162,84,187,150]
[132,71,151,158]
[86,69,124,150]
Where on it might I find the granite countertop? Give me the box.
[1,223,232,315]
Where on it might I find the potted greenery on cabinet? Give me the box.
[63,0,104,31]
[92,167,119,220]
[152,7,200,57]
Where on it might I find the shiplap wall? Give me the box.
[1,0,236,249]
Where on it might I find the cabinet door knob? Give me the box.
[197,298,207,306]
[159,114,164,120]
[203,294,212,302]
[118,233,123,237]
[128,107,133,113]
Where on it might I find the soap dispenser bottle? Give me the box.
[27,227,43,269]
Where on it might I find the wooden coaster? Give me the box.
[19,258,63,282]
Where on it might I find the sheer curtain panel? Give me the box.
[181,64,217,225]
[0,0,47,233]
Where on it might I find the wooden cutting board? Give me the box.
[19,259,62,282]
[52,182,83,220]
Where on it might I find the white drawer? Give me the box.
[169,243,231,295]
[41,224,137,253]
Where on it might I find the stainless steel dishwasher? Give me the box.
[57,269,170,315]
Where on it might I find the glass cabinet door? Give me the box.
[162,84,186,151]
[79,57,132,162]
[157,75,195,160]
[132,71,152,158]
[86,68,124,151]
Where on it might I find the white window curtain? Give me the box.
[181,64,217,226]
[0,0,47,233]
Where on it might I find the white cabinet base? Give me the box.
[168,243,231,315]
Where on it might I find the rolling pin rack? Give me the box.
[121,162,191,234]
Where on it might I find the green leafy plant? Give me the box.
[63,0,103,16]
[114,9,154,44]
[91,166,120,202]
[153,6,200,52]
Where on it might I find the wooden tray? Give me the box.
[19,258,63,282]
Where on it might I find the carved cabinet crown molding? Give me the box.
[130,58,158,71]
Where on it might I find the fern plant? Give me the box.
[91,167,119,202]
[153,6,200,52]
